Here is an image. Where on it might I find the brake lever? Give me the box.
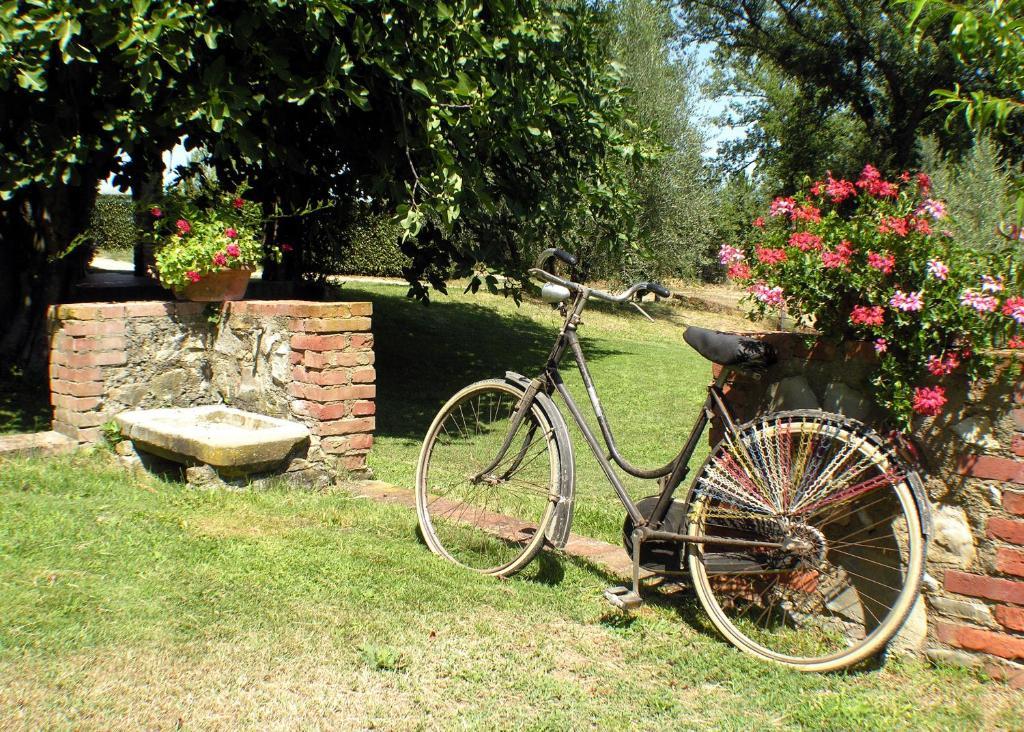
[631,300,655,323]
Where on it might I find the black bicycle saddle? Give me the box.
[683,326,778,373]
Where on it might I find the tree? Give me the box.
[0,0,645,363]
[676,0,973,187]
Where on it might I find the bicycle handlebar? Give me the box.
[527,266,670,304]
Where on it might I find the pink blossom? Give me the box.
[226,243,241,257]
[280,243,294,252]
[917,173,932,195]
[825,175,857,204]
[718,244,745,265]
[769,197,797,217]
[914,199,947,220]
[1009,336,1024,349]
[792,204,821,223]
[1002,296,1024,324]
[926,352,961,376]
[727,262,752,280]
[890,290,923,312]
[788,231,823,252]
[960,289,999,313]
[185,270,201,283]
[176,219,191,236]
[878,216,911,237]
[850,305,885,327]
[821,250,848,268]
[756,247,787,265]
[912,385,946,417]
[752,216,765,228]
[212,252,228,267]
[927,259,948,280]
[981,275,1004,294]
[750,283,785,307]
[856,165,899,198]
[233,197,245,209]
[150,206,163,218]
[867,251,895,274]
[874,338,888,354]
[224,227,238,239]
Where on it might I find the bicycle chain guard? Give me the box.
[621,495,689,573]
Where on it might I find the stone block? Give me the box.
[951,418,1001,451]
[822,381,877,422]
[928,504,976,568]
[889,595,928,656]
[768,375,819,411]
[927,595,995,626]
[926,647,981,669]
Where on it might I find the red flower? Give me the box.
[213,252,228,267]
[176,219,191,235]
[755,247,788,265]
[810,180,824,196]
[1002,296,1024,324]
[788,231,823,251]
[224,227,238,239]
[899,171,911,182]
[850,305,885,327]
[825,175,857,204]
[926,352,962,376]
[185,270,201,283]
[150,206,163,218]
[821,250,848,269]
[912,385,946,416]
[1009,336,1024,349]
[280,243,294,252]
[878,216,910,237]
[792,204,821,223]
[856,165,898,198]
[727,262,752,280]
[226,243,241,257]
[916,173,932,195]
[912,217,932,235]
[233,197,245,209]
[752,216,765,228]
[867,251,895,274]
[835,239,856,257]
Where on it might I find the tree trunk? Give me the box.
[0,180,100,369]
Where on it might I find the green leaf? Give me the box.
[410,79,432,99]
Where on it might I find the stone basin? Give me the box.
[116,406,309,475]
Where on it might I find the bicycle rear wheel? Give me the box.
[686,412,924,672]
[415,379,563,577]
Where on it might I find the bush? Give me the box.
[724,165,1023,426]
[301,205,409,278]
[87,194,136,251]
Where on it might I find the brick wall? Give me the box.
[710,332,1024,688]
[48,300,375,481]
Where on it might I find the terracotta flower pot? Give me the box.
[178,268,253,302]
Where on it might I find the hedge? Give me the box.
[88,194,136,251]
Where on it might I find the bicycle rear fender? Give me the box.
[504,371,576,548]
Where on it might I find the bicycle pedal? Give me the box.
[603,585,643,612]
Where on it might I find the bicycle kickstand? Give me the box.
[603,527,644,612]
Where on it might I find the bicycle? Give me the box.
[415,247,931,672]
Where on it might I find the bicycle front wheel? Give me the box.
[687,412,925,672]
[415,379,563,577]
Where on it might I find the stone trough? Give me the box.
[116,406,310,477]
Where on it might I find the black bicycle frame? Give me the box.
[489,287,741,534]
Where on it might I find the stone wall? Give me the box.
[48,300,375,483]
[712,333,1024,688]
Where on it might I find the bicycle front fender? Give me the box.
[504,371,576,548]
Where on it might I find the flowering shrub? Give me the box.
[723,165,1023,426]
[150,189,280,292]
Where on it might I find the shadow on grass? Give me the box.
[335,286,622,442]
[0,367,50,434]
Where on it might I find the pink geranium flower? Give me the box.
[792,204,821,223]
[226,243,241,257]
[212,252,228,267]
[850,305,885,327]
[867,251,895,274]
[825,175,857,204]
[890,290,923,312]
[718,243,745,265]
[911,385,946,416]
[926,352,961,376]
[917,173,932,195]
[233,197,245,209]
[1002,296,1024,324]
[150,206,163,218]
[280,243,294,252]
[927,259,948,280]
[176,219,191,235]
[224,227,238,239]
[752,216,765,228]
[915,199,946,220]
[750,283,785,306]
[960,289,998,313]
[874,338,888,353]
[185,270,201,283]
[769,197,797,217]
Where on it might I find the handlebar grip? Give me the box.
[552,249,577,268]
[644,282,671,298]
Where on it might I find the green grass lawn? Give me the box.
[2,452,1021,730]
[348,282,753,545]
